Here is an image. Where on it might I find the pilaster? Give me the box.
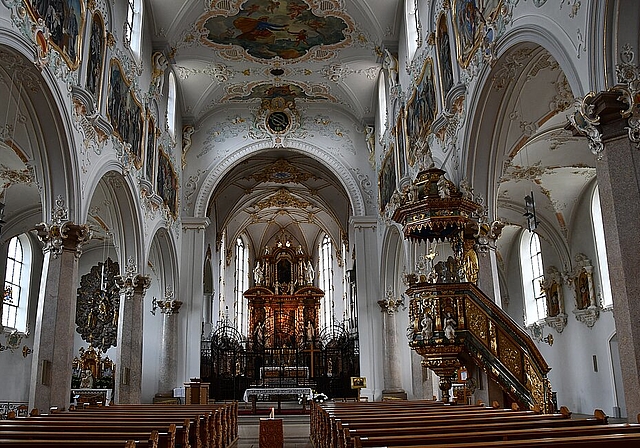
[378,291,407,399]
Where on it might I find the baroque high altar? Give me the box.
[245,241,323,355]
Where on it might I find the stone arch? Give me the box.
[0,40,81,224]
[83,169,144,273]
[193,139,367,219]
[380,225,405,295]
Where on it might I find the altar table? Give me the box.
[243,387,312,414]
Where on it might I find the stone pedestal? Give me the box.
[30,218,91,412]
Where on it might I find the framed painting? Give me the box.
[452,0,503,68]
[437,15,454,100]
[145,111,157,184]
[157,148,178,218]
[378,151,396,212]
[107,59,144,169]
[85,12,106,104]
[395,106,407,179]
[26,0,85,69]
[405,58,437,167]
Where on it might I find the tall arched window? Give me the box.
[520,230,546,326]
[125,0,143,60]
[2,234,32,332]
[592,186,613,308]
[234,237,249,334]
[167,72,177,137]
[404,0,419,63]
[218,231,226,321]
[318,234,334,330]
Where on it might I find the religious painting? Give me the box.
[157,148,178,218]
[452,0,503,68]
[575,270,591,310]
[394,106,407,179]
[350,376,366,389]
[145,111,156,184]
[405,58,437,167]
[85,12,106,103]
[26,0,85,69]
[199,0,352,62]
[437,15,454,100]
[107,59,144,169]
[378,151,396,212]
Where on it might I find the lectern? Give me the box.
[259,418,283,448]
[184,378,209,404]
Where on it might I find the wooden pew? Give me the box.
[0,433,155,448]
[351,423,640,447]
[0,421,179,448]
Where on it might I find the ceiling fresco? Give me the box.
[226,83,331,102]
[198,0,355,62]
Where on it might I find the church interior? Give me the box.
[2,0,640,444]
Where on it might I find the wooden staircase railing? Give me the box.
[406,281,553,412]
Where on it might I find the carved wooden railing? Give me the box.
[406,281,553,413]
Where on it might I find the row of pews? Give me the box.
[310,399,640,447]
[0,402,238,448]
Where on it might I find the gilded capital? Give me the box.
[35,221,92,259]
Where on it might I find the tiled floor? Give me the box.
[237,414,312,447]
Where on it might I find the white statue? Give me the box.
[253,261,264,285]
[383,48,399,87]
[437,175,450,198]
[444,313,457,341]
[181,125,195,169]
[305,260,315,284]
[150,51,168,95]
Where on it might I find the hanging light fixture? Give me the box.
[524,191,539,231]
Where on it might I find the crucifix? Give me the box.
[303,341,321,377]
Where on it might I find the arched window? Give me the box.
[167,71,177,137]
[592,186,613,308]
[377,73,388,142]
[2,234,32,332]
[218,231,226,321]
[520,230,546,326]
[404,0,419,63]
[318,234,334,330]
[125,0,143,60]
[234,237,249,334]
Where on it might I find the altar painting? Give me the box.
[379,151,396,211]
[453,0,504,68]
[145,111,156,184]
[85,12,105,102]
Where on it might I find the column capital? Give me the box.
[158,300,183,315]
[182,217,210,233]
[115,257,151,298]
[35,221,92,259]
[378,290,404,315]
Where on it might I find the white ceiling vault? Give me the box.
[147,0,400,253]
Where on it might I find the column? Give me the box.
[378,290,407,399]
[571,76,640,418]
[115,258,151,404]
[157,288,182,397]
[180,217,210,383]
[30,208,91,412]
[351,216,382,400]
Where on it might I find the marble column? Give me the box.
[115,258,151,404]
[30,207,91,412]
[157,288,183,397]
[571,82,640,418]
[378,290,407,399]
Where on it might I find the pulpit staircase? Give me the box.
[405,280,552,412]
[390,166,552,412]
